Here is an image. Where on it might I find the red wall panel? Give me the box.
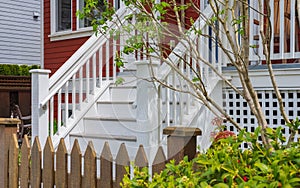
[44,0,90,75]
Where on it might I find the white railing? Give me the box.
[31,7,139,147]
[249,0,300,63]
[156,6,223,130]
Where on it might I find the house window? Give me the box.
[114,0,120,10]
[56,0,71,32]
[78,0,106,28]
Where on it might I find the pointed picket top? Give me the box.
[84,141,96,159]
[71,139,82,156]
[8,134,19,188]
[43,137,54,187]
[116,143,130,166]
[99,142,113,187]
[69,139,82,188]
[56,138,68,188]
[21,135,30,150]
[115,143,130,187]
[83,141,97,187]
[135,145,149,169]
[20,135,31,188]
[31,136,42,188]
[100,141,113,161]
[152,146,166,175]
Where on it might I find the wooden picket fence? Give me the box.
[4,134,168,188]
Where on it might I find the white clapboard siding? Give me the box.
[0,0,40,65]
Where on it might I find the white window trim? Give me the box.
[76,0,95,31]
[50,0,94,41]
[51,0,72,34]
[48,28,94,41]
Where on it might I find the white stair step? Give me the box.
[97,101,136,119]
[122,62,137,70]
[110,85,136,101]
[70,132,137,142]
[83,116,137,135]
[116,73,137,86]
[69,133,139,159]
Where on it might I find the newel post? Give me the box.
[135,60,159,122]
[30,69,51,147]
[163,127,201,162]
[135,60,159,156]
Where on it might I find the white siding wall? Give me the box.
[0,0,40,65]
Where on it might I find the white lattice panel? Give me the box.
[223,89,300,148]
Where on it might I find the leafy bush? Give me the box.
[121,126,300,187]
[0,64,40,76]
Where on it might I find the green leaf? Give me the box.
[288,178,300,183]
[254,162,270,173]
[253,175,267,182]
[115,77,125,86]
[283,183,293,188]
[192,77,200,82]
[213,183,229,188]
[200,181,209,187]
[196,160,211,165]
[256,183,270,188]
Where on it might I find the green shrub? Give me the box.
[121,127,300,187]
[0,64,40,76]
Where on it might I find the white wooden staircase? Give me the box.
[31,5,224,161]
[69,70,140,159]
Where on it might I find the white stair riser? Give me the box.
[97,103,136,119]
[110,87,136,101]
[69,135,139,159]
[116,76,137,86]
[83,118,138,135]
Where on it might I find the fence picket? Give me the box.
[20,135,30,188]
[69,139,82,187]
[43,137,55,187]
[115,143,130,188]
[83,141,97,187]
[99,142,113,188]
[56,138,68,187]
[135,145,148,169]
[31,137,42,188]
[3,129,197,187]
[152,146,166,175]
[8,134,18,188]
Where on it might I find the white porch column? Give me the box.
[30,69,51,147]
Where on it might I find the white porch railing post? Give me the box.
[135,60,159,162]
[30,69,51,147]
[136,60,159,122]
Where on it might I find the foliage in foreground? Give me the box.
[121,127,300,188]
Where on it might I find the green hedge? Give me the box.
[121,126,300,187]
[0,64,40,76]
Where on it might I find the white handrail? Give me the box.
[157,6,215,81]
[157,5,222,129]
[41,7,134,107]
[33,6,140,147]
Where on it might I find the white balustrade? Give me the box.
[156,6,223,131]
[32,7,138,147]
[249,0,300,63]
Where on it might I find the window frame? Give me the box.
[50,0,93,41]
[51,0,72,34]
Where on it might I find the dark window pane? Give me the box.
[57,0,71,32]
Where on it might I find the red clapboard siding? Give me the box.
[44,0,90,75]
[44,0,115,75]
